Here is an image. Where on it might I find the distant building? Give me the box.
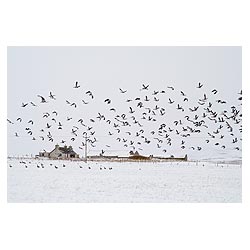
[129,150,149,160]
[39,145,79,159]
[129,150,140,156]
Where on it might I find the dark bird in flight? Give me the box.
[7,119,14,124]
[217,100,227,104]
[197,82,203,88]
[86,91,94,99]
[212,89,218,94]
[104,99,111,104]
[119,88,127,93]
[43,112,50,118]
[129,107,135,114]
[21,102,28,107]
[167,86,174,90]
[177,104,184,111]
[30,102,37,106]
[73,81,80,88]
[199,94,207,102]
[168,98,174,104]
[37,95,47,103]
[49,92,56,100]
[141,84,149,90]
[189,106,199,112]
[82,99,89,104]
[71,102,77,108]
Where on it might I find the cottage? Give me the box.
[39,145,79,159]
[129,150,149,160]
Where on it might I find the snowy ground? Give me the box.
[7,158,241,203]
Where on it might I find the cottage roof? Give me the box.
[58,146,77,154]
[50,145,77,155]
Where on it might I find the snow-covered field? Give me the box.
[7,158,241,203]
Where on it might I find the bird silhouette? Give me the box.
[82,100,89,104]
[30,102,37,106]
[86,91,94,99]
[21,102,28,107]
[119,88,127,93]
[73,81,80,88]
[141,84,149,90]
[197,82,203,88]
[167,86,174,90]
[7,119,14,124]
[104,99,111,104]
[168,98,174,104]
[37,95,47,103]
[49,92,56,100]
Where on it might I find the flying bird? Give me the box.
[119,88,127,93]
[129,107,135,114]
[197,82,203,88]
[30,102,37,106]
[168,98,174,104]
[7,119,14,124]
[37,95,47,103]
[21,102,28,107]
[49,92,56,100]
[86,91,94,99]
[104,99,111,104]
[82,100,89,104]
[167,86,174,91]
[73,81,80,88]
[141,84,149,90]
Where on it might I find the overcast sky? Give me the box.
[7,47,242,160]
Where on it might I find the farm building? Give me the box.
[39,145,79,159]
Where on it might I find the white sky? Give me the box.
[7,46,242,160]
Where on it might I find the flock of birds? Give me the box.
[7,81,242,157]
[8,160,113,170]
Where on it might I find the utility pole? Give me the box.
[84,135,89,163]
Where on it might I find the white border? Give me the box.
[0,1,249,250]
